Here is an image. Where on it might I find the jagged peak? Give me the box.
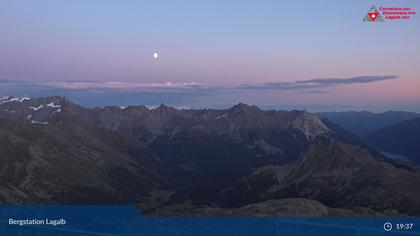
[152,103,193,111]
[156,103,174,110]
[290,110,330,138]
[102,105,124,111]
[125,105,149,111]
[230,103,261,113]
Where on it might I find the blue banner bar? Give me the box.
[0,205,419,235]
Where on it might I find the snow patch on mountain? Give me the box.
[0,96,31,105]
[215,113,228,119]
[46,102,61,108]
[31,120,48,125]
[30,105,44,111]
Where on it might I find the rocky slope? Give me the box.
[216,138,420,215]
[0,117,168,210]
[152,198,401,216]
[1,96,420,216]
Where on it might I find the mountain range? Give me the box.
[367,118,420,165]
[318,110,420,166]
[1,96,419,216]
[317,111,420,136]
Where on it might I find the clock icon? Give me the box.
[384,222,393,231]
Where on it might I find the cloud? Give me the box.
[238,75,397,90]
[0,75,398,107]
[300,90,330,94]
[0,79,222,107]
[298,75,397,85]
[48,81,205,92]
[1,75,396,94]
[0,79,33,84]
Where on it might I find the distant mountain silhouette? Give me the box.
[367,118,420,165]
[317,111,420,136]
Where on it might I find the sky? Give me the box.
[0,0,419,111]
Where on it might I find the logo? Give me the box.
[363,5,384,22]
[363,4,416,22]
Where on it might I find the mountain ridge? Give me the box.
[366,117,420,165]
[1,96,420,216]
[317,110,420,136]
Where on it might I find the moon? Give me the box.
[153,52,159,59]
